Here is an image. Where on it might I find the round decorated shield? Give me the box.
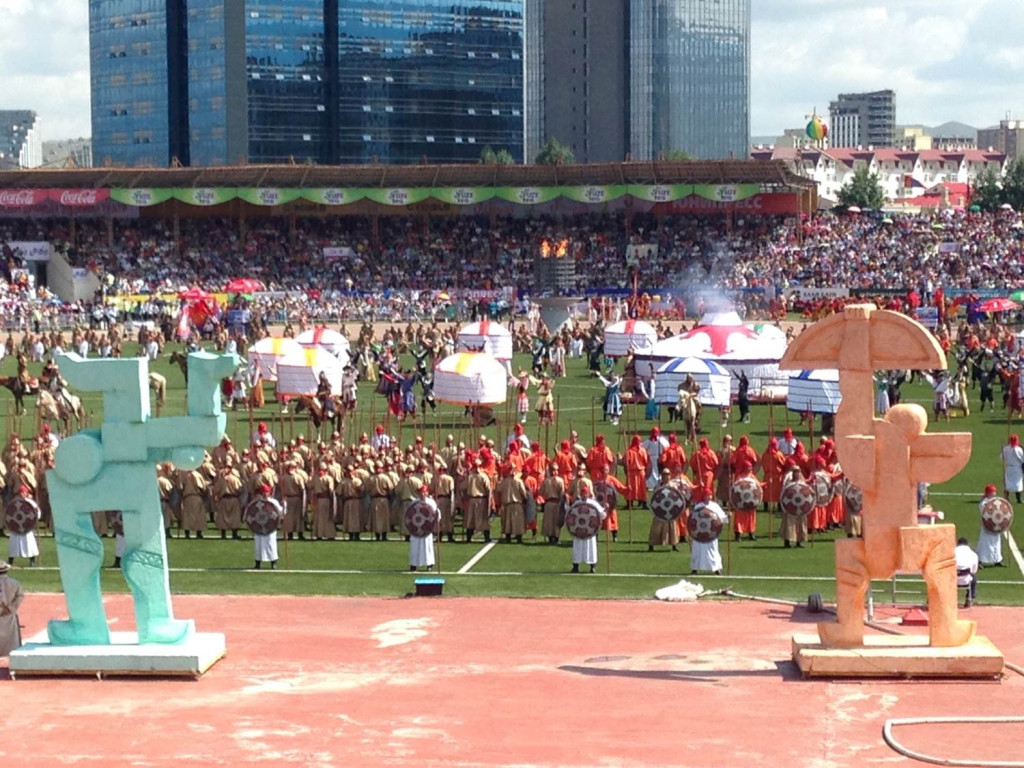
[565,499,603,539]
[593,481,618,512]
[107,510,124,537]
[812,471,833,507]
[405,499,439,538]
[688,502,727,543]
[843,480,864,516]
[780,481,815,518]
[729,476,763,511]
[4,497,38,534]
[650,479,691,522]
[243,498,284,536]
[981,496,1014,534]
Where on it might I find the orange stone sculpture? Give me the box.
[781,304,975,648]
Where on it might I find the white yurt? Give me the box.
[434,352,508,405]
[655,357,732,407]
[787,369,841,414]
[636,311,789,399]
[603,319,658,358]
[456,320,513,360]
[248,336,304,382]
[296,326,351,363]
[275,347,345,397]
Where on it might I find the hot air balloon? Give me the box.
[806,116,828,141]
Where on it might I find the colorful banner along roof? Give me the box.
[0,185,765,209]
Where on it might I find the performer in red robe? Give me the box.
[623,435,651,508]
[759,437,787,511]
[659,433,687,477]
[731,459,761,540]
[690,437,718,495]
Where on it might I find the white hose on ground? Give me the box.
[882,717,1024,768]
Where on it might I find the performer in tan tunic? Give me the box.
[340,467,364,540]
[539,466,565,544]
[212,462,244,539]
[367,466,395,541]
[497,469,528,542]
[280,462,308,540]
[465,461,492,542]
[179,468,209,538]
[157,463,178,536]
[431,469,456,543]
[310,467,337,540]
[648,469,681,552]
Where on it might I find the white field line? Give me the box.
[1006,530,1024,574]
[456,541,497,574]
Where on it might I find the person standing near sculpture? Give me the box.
[977,485,1009,567]
[0,561,24,656]
[1001,435,1024,503]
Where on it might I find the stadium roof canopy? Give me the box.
[0,160,813,191]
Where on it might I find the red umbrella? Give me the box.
[225,278,265,293]
[179,286,212,301]
[975,297,1019,313]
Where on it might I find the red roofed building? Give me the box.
[750,145,1006,205]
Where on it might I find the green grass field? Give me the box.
[4,336,1023,606]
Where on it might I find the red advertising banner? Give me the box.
[0,188,111,208]
[653,193,801,216]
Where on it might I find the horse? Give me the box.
[294,394,343,438]
[0,375,37,416]
[37,389,84,435]
[169,351,189,384]
[668,389,698,444]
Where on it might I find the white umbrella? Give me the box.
[847,205,862,213]
[787,369,841,414]
[275,347,345,397]
[456,320,513,360]
[655,357,732,407]
[434,352,508,405]
[603,319,658,357]
[248,336,304,382]
[1000,203,1014,211]
[296,326,351,363]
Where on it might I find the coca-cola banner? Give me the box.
[0,189,48,207]
[4,241,51,261]
[0,189,110,208]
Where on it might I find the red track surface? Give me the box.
[3,593,1023,768]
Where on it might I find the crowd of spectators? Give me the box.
[2,207,1024,328]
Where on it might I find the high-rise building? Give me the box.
[978,120,1024,161]
[0,110,43,168]
[90,0,525,167]
[828,90,895,148]
[526,0,750,163]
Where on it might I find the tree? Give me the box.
[479,146,515,165]
[1000,159,1024,212]
[838,165,885,209]
[663,149,693,161]
[971,166,1002,212]
[534,137,575,165]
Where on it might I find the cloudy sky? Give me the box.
[1,0,1023,143]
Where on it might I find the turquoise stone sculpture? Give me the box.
[46,351,239,645]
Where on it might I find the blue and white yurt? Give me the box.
[654,357,732,407]
[786,369,841,414]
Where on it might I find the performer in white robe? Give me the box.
[251,485,283,569]
[977,485,1006,567]
[690,494,726,575]
[570,491,607,573]
[409,486,437,572]
[1001,435,1024,502]
[641,428,669,490]
[6,489,40,567]
[0,561,25,656]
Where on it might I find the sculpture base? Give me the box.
[9,631,226,679]
[792,633,1004,679]
[534,297,583,335]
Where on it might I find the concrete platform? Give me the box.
[792,632,1005,679]
[9,631,226,679]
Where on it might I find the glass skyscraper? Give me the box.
[337,1,525,164]
[630,0,750,160]
[90,0,525,167]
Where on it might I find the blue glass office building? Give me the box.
[630,0,750,160]
[90,0,525,166]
